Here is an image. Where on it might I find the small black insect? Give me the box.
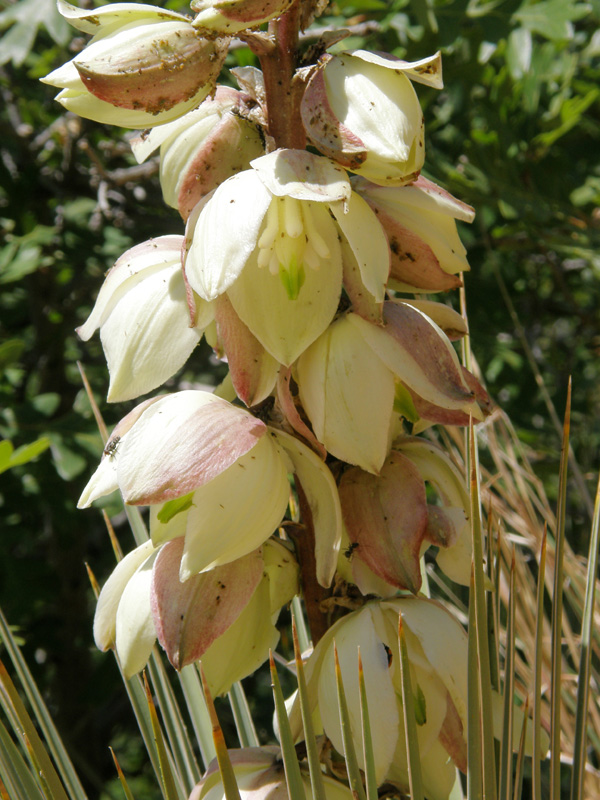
[382,644,393,668]
[103,435,121,459]
[344,542,359,559]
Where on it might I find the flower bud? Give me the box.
[301,51,442,186]
[42,1,227,128]
[131,88,265,220]
[192,0,295,35]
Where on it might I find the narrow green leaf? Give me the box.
[291,597,310,654]
[109,748,137,800]
[269,652,305,800]
[0,719,46,800]
[570,471,600,800]
[182,665,215,769]
[333,644,367,800]
[198,664,241,800]
[550,385,571,800]
[228,682,259,749]
[355,649,378,800]
[8,437,50,469]
[147,654,201,793]
[513,698,529,800]
[469,423,497,800]
[532,529,547,800]
[398,614,424,800]
[292,617,326,800]
[0,441,14,474]
[499,552,516,800]
[143,672,183,800]
[0,660,69,800]
[122,672,165,797]
[468,568,483,800]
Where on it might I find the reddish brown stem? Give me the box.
[259,1,306,150]
[290,477,330,645]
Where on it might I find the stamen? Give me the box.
[257,199,279,249]
[302,203,330,259]
[282,196,303,238]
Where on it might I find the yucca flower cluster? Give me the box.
[43,1,539,798]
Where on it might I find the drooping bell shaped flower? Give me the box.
[93,538,299,690]
[78,390,341,585]
[131,87,265,221]
[77,236,213,402]
[41,0,227,128]
[301,51,442,186]
[288,598,469,800]
[191,0,295,35]
[353,175,475,292]
[190,746,354,800]
[295,302,484,473]
[183,148,390,366]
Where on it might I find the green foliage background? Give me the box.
[0,0,598,795]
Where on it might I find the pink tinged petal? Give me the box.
[131,84,244,162]
[296,316,395,473]
[341,236,382,324]
[179,433,290,578]
[227,204,343,366]
[413,175,475,222]
[438,691,467,773]
[339,452,428,593]
[358,179,473,275]
[361,201,462,293]
[115,549,160,678]
[323,55,423,164]
[276,369,326,459]
[348,303,482,418]
[272,429,343,587]
[200,579,278,697]
[329,191,389,303]
[77,236,185,341]
[173,114,264,221]
[192,0,294,31]
[150,537,263,670]
[117,391,267,505]
[93,540,156,651]
[409,366,491,426]
[318,607,399,784]
[184,170,271,301]
[214,294,279,407]
[75,23,225,116]
[250,149,351,204]
[424,505,464,549]
[301,64,368,170]
[348,49,443,90]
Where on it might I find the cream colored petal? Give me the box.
[251,149,351,204]
[329,191,389,303]
[56,0,189,34]
[116,391,267,506]
[93,540,156,651]
[102,265,207,402]
[297,316,395,473]
[179,434,290,578]
[115,549,159,678]
[272,429,342,587]
[184,170,271,301]
[347,49,443,89]
[227,204,342,366]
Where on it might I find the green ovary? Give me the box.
[257,196,330,301]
